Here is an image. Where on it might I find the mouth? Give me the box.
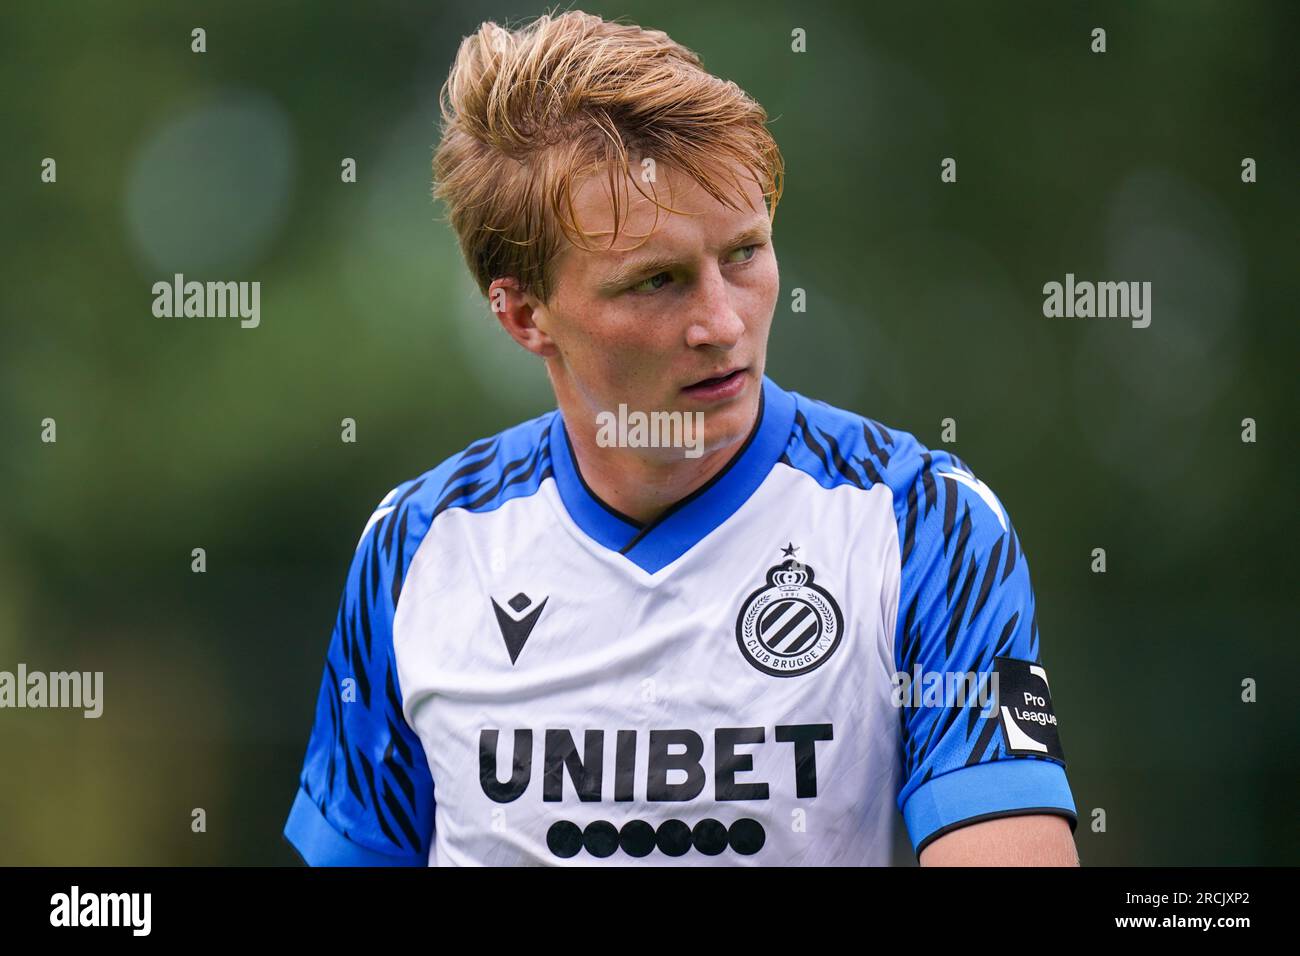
[681,366,749,400]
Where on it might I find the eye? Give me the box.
[625,244,764,295]
[629,271,672,294]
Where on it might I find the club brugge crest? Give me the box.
[735,546,843,677]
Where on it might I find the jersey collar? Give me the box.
[548,375,796,574]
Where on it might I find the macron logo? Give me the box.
[935,466,1007,533]
[491,592,548,665]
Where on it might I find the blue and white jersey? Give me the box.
[283,376,1077,865]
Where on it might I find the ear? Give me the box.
[488,277,558,358]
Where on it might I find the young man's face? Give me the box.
[518,159,779,462]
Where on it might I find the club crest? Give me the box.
[735,547,843,677]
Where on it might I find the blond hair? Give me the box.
[432,9,785,302]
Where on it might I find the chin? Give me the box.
[696,404,751,455]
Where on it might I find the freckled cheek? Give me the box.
[738,260,780,329]
[581,318,664,385]
[597,311,662,354]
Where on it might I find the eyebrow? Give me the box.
[595,220,772,294]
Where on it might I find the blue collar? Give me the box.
[549,375,796,574]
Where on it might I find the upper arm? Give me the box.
[891,449,1078,861]
[920,813,1079,866]
[283,487,437,866]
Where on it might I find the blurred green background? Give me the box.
[0,1,1295,865]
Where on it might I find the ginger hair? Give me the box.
[432,9,785,303]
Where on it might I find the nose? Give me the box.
[684,264,745,350]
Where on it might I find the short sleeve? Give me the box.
[890,447,1077,856]
[283,487,437,865]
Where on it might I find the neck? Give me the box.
[559,391,762,527]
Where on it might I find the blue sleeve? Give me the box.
[283,485,437,866]
[890,443,1077,856]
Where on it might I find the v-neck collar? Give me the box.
[548,375,796,574]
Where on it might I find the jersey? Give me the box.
[282,375,1077,865]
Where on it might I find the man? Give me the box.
[283,11,1079,866]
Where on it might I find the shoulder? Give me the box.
[776,388,1014,554]
[375,407,557,530]
[345,408,558,603]
[777,388,945,501]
